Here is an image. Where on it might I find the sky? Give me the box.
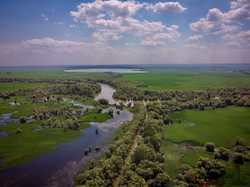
[0,0,250,66]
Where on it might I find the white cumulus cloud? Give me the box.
[70,0,184,43]
[222,30,250,47]
[146,2,187,14]
[190,0,250,34]
[226,41,241,47]
[188,35,203,41]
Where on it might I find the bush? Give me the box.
[232,153,244,165]
[19,116,28,123]
[243,152,250,162]
[98,98,109,105]
[163,116,173,125]
[16,128,22,134]
[214,147,230,161]
[205,142,215,152]
[233,137,248,153]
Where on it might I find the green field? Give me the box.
[164,106,250,147]
[0,82,50,92]
[78,109,112,122]
[0,68,109,79]
[120,70,250,90]
[0,96,45,117]
[163,106,250,186]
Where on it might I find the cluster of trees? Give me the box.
[41,118,80,131]
[76,104,147,186]
[175,158,226,186]
[120,118,169,186]
[94,78,250,109]
[34,106,69,120]
[33,105,88,120]
[114,82,250,105]
[204,139,250,165]
[76,103,170,187]
[175,138,250,186]
[232,137,250,165]
[0,78,101,104]
[0,77,94,84]
[29,83,100,103]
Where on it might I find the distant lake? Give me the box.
[64,69,148,73]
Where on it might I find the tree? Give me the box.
[232,153,244,165]
[132,143,156,164]
[198,104,205,111]
[163,115,173,125]
[108,109,114,118]
[135,160,164,181]
[214,147,230,161]
[150,173,170,187]
[233,137,248,153]
[197,157,225,180]
[98,98,109,105]
[205,142,215,152]
[121,170,147,187]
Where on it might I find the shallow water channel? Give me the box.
[0,83,133,187]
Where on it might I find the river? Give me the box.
[0,83,133,187]
[94,83,119,105]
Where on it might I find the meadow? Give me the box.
[0,82,50,92]
[0,68,109,79]
[120,69,250,90]
[163,106,250,186]
[78,109,112,122]
[164,106,250,147]
[2,67,250,91]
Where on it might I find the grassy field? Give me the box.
[0,96,43,117]
[164,106,250,147]
[2,68,250,91]
[0,82,50,92]
[78,109,112,122]
[120,69,250,90]
[163,106,250,186]
[0,68,109,79]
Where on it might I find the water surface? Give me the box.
[94,83,119,105]
[64,68,148,73]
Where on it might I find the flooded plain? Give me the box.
[0,84,133,187]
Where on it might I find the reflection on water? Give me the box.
[64,68,148,73]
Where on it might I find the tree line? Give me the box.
[76,104,147,186]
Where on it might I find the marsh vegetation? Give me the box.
[0,65,249,186]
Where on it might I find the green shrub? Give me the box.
[205,142,215,152]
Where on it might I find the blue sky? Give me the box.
[0,0,249,66]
